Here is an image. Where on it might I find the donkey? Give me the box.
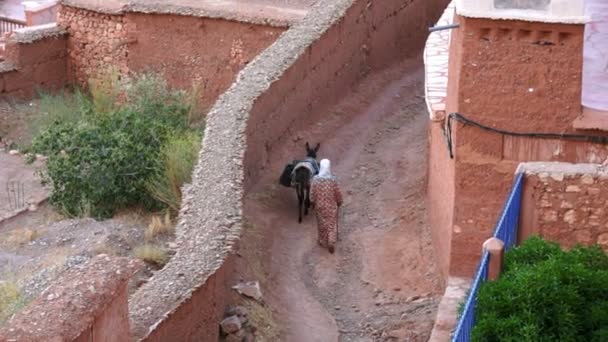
[293,142,320,223]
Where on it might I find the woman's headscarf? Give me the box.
[311,159,335,201]
[318,159,332,178]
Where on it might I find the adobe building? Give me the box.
[426,0,608,280]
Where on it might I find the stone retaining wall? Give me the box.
[57,6,129,87]
[128,0,449,340]
[519,162,608,250]
[57,2,286,109]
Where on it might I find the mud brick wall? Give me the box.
[57,6,129,87]
[126,13,284,110]
[57,4,285,109]
[0,24,68,98]
[519,162,608,251]
[438,14,608,278]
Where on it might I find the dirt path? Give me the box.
[243,58,442,341]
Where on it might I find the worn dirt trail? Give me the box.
[243,58,442,342]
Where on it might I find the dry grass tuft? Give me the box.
[144,212,174,242]
[0,280,27,324]
[92,243,116,256]
[6,228,40,246]
[245,300,281,341]
[146,132,201,214]
[133,244,169,266]
[113,207,149,226]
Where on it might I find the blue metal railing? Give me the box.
[493,173,525,250]
[451,172,525,342]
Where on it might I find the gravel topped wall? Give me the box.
[128,0,448,339]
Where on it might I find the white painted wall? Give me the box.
[582,0,608,111]
[456,0,588,23]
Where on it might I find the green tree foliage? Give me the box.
[472,236,608,342]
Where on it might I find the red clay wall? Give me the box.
[0,27,67,98]
[58,5,285,109]
[74,284,130,342]
[140,254,237,342]
[427,123,455,281]
[126,13,284,110]
[244,0,450,189]
[519,163,608,251]
[443,15,608,277]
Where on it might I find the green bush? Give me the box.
[472,236,608,342]
[30,74,201,219]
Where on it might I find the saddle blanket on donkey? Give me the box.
[279,157,319,187]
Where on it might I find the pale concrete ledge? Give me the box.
[455,0,589,24]
[428,277,471,342]
[516,161,608,177]
[424,1,454,122]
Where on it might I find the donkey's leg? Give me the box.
[304,184,311,216]
[297,184,303,224]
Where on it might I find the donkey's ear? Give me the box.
[314,143,320,152]
[305,142,310,151]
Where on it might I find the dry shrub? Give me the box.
[145,212,174,241]
[133,244,169,267]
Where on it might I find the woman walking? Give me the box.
[310,159,343,253]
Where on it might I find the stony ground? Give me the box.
[0,202,175,324]
[0,100,35,148]
[242,59,442,341]
[0,100,175,325]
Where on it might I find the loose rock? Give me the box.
[232,281,263,301]
[220,316,242,334]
